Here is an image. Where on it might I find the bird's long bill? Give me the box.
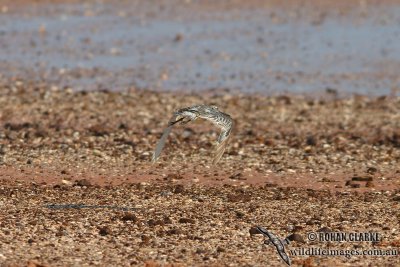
[152,125,173,163]
[152,114,179,163]
[169,116,184,126]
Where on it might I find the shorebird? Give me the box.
[152,105,234,164]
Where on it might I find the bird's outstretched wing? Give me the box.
[152,114,178,163]
[212,128,232,164]
[212,115,233,164]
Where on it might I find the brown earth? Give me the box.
[0,79,399,191]
[0,78,399,266]
[0,180,399,267]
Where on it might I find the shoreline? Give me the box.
[1,0,399,95]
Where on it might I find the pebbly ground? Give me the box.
[0,79,399,266]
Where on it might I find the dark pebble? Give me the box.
[351,176,373,182]
[179,217,195,224]
[317,226,332,233]
[249,227,261,235]
[166,228,182,235]
[121,212,137,222]
[287,233,305,243]
[74,179,92,187]
[391,195,400,202]
[98,226,111,236]
[173,184,185,194]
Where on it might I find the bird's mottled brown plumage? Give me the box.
[152,105,234,164]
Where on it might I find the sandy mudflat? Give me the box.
[0,179,399,267]
[0,79,399,266]
[0,0,400,266]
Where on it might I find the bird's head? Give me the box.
[170,109,198,125]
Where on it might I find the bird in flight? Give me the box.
[152,105,234,164]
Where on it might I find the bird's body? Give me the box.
[152,105,233,164]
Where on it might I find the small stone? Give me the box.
[366,167,378,174]
[326,87,338,95]
[216,247,225,253]
[345,180,361,188]
[173,184,185,194]
[365,181,375,188]
[319,177,335,183]
[287,233,305,243]
[163,216,172,224]
[38,24,46,35]
[179,218,195,224]
[98,226,111,236]
[182,129,193,139]
[323,144,331,149]
[166,228,182,235]
[306,135,317,146]
[141,235,151,244]
[304,146,313,152]
[351,176,373,182]
[74,179,92,187]
[229,172,246,180]
[235,211,245,218]
[61,179,73,186]
[196,248,206,254]
[292,225,304,232]
[317,227,332,233]
[147,219,164,227]
[249,227,261,235]
[110,47,121,55]
[174,33,183,42]
[121,212,137,222]
[391,195,400,202]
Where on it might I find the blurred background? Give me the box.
[0,0,399,95]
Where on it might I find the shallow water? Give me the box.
[0,3,399,95]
